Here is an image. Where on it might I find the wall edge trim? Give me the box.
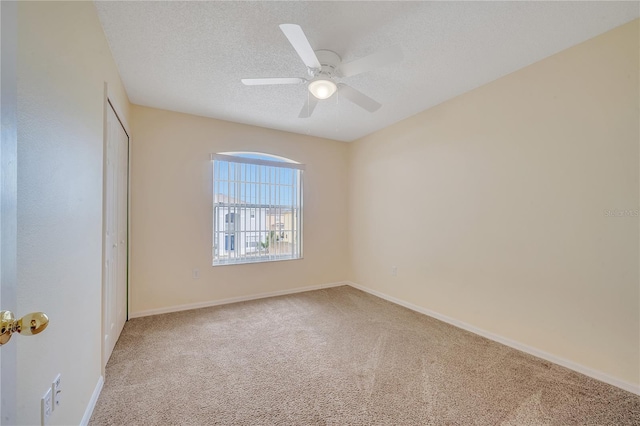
[80,375,104,426]
[345,281,640,396]
[128,281,348,318]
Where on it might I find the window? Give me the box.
[212,152,304,265]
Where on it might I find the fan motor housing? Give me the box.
[311,50,341,78]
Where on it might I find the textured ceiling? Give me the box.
[95,1,639,142]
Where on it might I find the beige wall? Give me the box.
[17,2,130,425]
[129,106,348,315]
[348,19,640,387]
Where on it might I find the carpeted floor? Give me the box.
[89,286,640,425]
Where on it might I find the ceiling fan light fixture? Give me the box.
[308,79,337,100]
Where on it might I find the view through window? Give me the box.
[212,152,304,265]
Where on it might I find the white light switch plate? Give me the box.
[52,374,61,410]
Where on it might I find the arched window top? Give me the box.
[211,151,304,170]
[218,151,300,164]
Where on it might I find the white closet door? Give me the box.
[115,108,128,344]
[104,103,128,365]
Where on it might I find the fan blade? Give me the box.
[338,46,403,77]
[299,96,318,118]
[338,84,381,113]
[241,78,306,86]
[279,24,321,70]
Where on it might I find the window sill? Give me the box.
[212,256,303,267]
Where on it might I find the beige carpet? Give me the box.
[90,286,640,425]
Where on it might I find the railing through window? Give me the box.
[212,153,304,265]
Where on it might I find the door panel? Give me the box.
[1,1,18,424]
[115,106,128,341]
[103,103,128,365]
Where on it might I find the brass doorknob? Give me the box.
[0,310,49,346]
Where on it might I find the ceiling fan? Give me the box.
[241,24,403,118]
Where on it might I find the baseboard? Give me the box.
[128,281,347,319]
[80,375,104,426]
[345,281,640,396]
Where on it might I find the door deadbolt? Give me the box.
[0,310,49,346]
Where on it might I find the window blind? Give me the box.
[212,153,303,265]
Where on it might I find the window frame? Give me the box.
[211,152,304,266]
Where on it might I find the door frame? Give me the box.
[101,84,131,374]
[0,1,18,424]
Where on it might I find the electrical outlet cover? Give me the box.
[41,387,52,426]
